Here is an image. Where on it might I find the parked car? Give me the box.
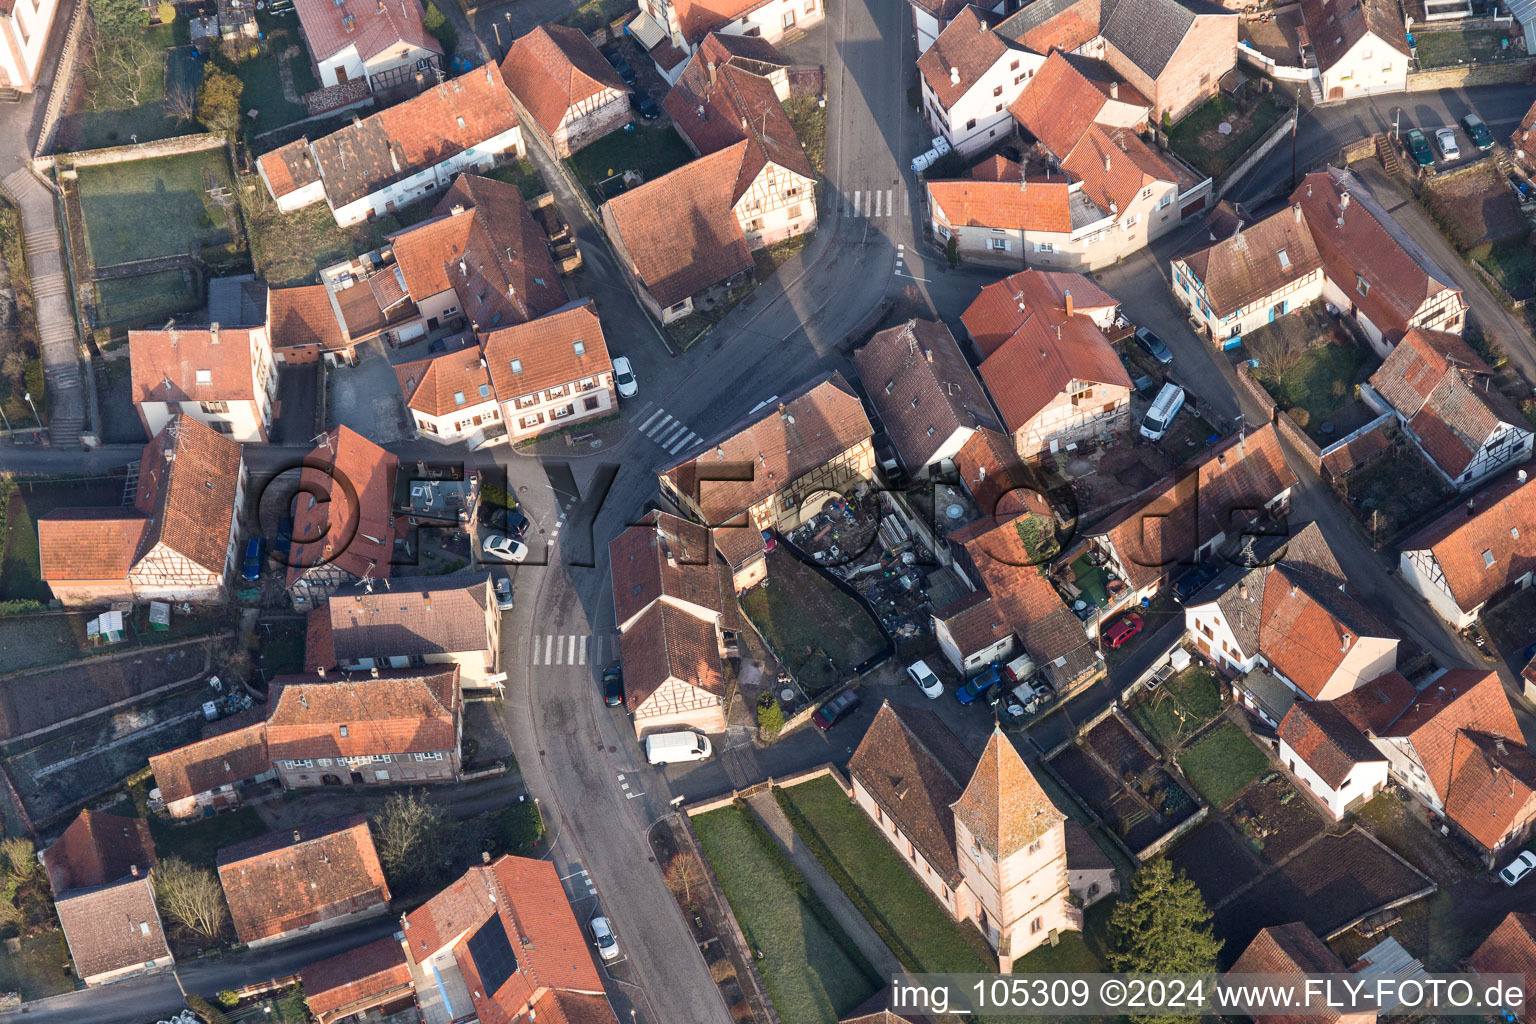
[602,666,624,707]
[1172,561,1222,604]
[1404,128,1434,167]
[630,92,661,120]
[613,355,639,398]
[481,506,529,539]
[241,537,266,583]
[906,659,944,698]
[482,534,529,563]
[604,49,637,86]
[813,689,861,730]
[1501,850,1536,886]
[1462,113,1494,151]
[1435,127,1460,161]
[956,666,1001,706]
[589,916,620,960]
[1103,612,1144,649]
[1133,326,1173,365]
[644,730,712,764]
[1138,382,1185,441]
[494,576,514,611]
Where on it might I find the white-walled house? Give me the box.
[1277,700,1390,818]
[625,0,824,82]
[933,592,1017,676]
[129,322,277,443]
[256,64,524,227]
[292,0,442,90]
[501,24,631,158]
[395,348,505,448]
[909,0,1009,54]
[1300,0,1410,100]
[481,299,616,443]
[918,7,1043,156]
[0,0,60,94]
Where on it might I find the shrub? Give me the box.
[196,65,245,137]
[215,991,240,1008]
[756,695,784,734]
[157,0,175,21]
[423,3,458,53]
[500,801,544,851]
[184,994,230,1024]
[1289,408,1310,428]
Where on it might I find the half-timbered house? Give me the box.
[501,23,631,157]
[286,426,400,610]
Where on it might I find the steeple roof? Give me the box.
[950,728,1065,858]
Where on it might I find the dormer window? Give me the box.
[510,358,523,374]
[574,340,585,355]
[454,391,466,406]
[195,369,212,385]
[339,725,349,737]
[1484,549,1496,566]
[1277,248,1290,269]
[885,380,894,394]
[479,384,491,398]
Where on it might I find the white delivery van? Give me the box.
[644,730,713,765]
[1139,382,1186,441]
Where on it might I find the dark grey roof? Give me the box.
[1099,0,1232,79]
[994,0,1085,42]
[207,274,268,328]
[1199,522,1350,655]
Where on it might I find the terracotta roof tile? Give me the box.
[927,177,1078,234]
[529,990,622,1024]
[953,426,1046,516]
[481,298,612,402]
[301,936,412,1020]
[1385,669,1518,799]
[602,143,756,308]
[37,507,149,582]
[396,349,497,417]
[1060,123,1181,216]
[130,325,263,403]
[961,267,1118,358]
[286,425,398,586]
[1258,562,1396,699]
[257,139,321,200]
[619,601,725,712]
[403,866,495,958]
[1229,923,1351,1024]
[217,815,390,944]
[670,0,779,44]
[996,0,1102,52]
[609,510,725,628]
[916,7,1011,108]
[54,878,171,980]
[1178,205,1324,318]
[971,154,1024,181]
[42,811,156,893]
[950,728,1065,857]
[1300,0,1409,73]
[660,372,872,525]
[315,574,493,664]
[665,58,814,191]
[956,510,1092,668]
[1444,731,1536,851]
[699,31,788,68]
[1329,670,1416,734]
[269,285,348,352]
[1278,700,1383,788]
[502,23,628,136]
[1400,464,1536,615]
[1009,52,1142,157]
[148,713,270,806]
[935,590,1010,657]
[489,855,605,994]
[132,416,244,575]
[265,667,460,761]
[1470,912,1536,1021]
[293,0,440,64]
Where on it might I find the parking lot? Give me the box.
[326,340,412,442]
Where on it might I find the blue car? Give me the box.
[956,666,1001,706]
[241,537,266,582]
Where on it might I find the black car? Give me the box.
[602,666,624,707]
[604,49,637,87]
[480,506,529,539]
[630,92,661,120]
[1134,327,1174,365]
[1172,561,1222,604]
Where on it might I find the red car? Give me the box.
[1103,612,1144,649]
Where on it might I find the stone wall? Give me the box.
[50,132,228,169]
[1406,57,1536,91]
[1235,362,1323,472]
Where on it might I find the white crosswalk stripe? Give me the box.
[846,186,905,223]
[531,633,599,665]
[637,406,701,453]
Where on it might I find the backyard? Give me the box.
[740,549,885,691]
[1471,240,1536,302]
[0,472,126,604]
[559,0,637,34]
[235,18,322,137]
[1333,439,1455,544]
[1046,735,1201,855]
[483,159,549,200]
[0,929,73,1001]
[776,776,996,975]
[73,148,243,269]
[1252,337,1377,444]
[93,268,201,328]
[57,22,191,151]
[1175,722,1269,809]
[566,125,695,204]
[238,174,428,286]
[692,804,878,1024]
[1128,664,1225,751]
[1412,28,1516,68]
[1167,92,1290,179]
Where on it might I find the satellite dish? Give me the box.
[780,688,795,702]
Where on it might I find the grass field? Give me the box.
[1129,666,1224,750]
[93,268,201,327]
[1413,28,1512,68]
[75,149,240,268]
[237,28,319,137]
[149,806,266,870]
[1177,722,1269,808]
[483,159,549,200]
[566,126,695,204]
[1168,93,1289,179]
[0,929,74,1000]
[1254,343,1369,434]
[693,805,877,1024]
[739,549,884,691]
[0,474,126,603]
[57,24,188,151]
[779,776,995,975]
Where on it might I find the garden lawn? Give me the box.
[559,0,638,34]
[0,929,74,1000]
[1,474,125,603]
[693,805,876,1024]
[75,149,240,267]
[1129,665,1224,750]
[779,776,994,974]
[93,269,201,327]
[1254,342,1366,430]
[1167,93,1289,179]
[236,30,317,136]
[1413,29,1510,68]
[239,176,427,286]
[1473,241,1536,301]
[566,127,694,204]
[1177,722,1269,808]
[739,548,885,691]
[484,159,549,199]
[149,806,266,869]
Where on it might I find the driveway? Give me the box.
[325,339,411,442]
[271,362,320,445]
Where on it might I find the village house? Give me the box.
[1229,923,1378,1024]
[625,0,823,83]
[1299,0,1410,100]
[395,346,504,448]
[852,318,1000,476]
[1397,465,1536,628]
[1007,50,1150,154]
[907,0,1011,52]
[1088,423,1297,603]
[129,319,277,442]
[609,511,741,737]
[481,298,617,443]
[918,7,1043,156]
[0,0,59,94]
[1512,97,1536,180]
[286,426,401,610]
[304,573,505,694]
[850,705,1114,970]
[502,23,630,157]
[302,936,417,1024]
[265,667,462,789]
[1277,697,1392,818]
[43,811,173,987]
[256,64,524,226]
[1470,913,1536,1021]
[1173,171,1465,351]
[38,417,245,607]
[658,372,876,589]
[960,268,1131,458]
[953,424,1049,517]
[267,284,358,366]
[1365,330,1534,491]
[291,0,441,90]
[217,815,391,947]
[402,855,619,1023]
[147,709,273,819]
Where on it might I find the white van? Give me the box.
[1139,382,1186,441]
[644,730,713,765]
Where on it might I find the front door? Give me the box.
[350,771,365,784]
[336,66,350,85]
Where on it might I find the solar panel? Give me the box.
[466,912,519,995]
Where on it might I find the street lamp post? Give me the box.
[22,391,38,425]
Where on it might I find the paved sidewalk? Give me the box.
[743,788,903,979]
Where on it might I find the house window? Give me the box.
[195,369,212,385]
[372,754,391,762]
[584,396,600,411]
[782,9,795,26]
[787,204,803,220]
[965,118,976,130]
[199,401,229,413]
[1033,241,1053,253]
[1277,248,1291,269]
[1028,839,1042,854]
[993,85,1003,97]
[1009,59,1020,70]
[376,769,390,780]
[1484,549,1496,566]
[990,238,1010,252]
[318,758,333,767]
[1356,274,1370,295]
[210,422,234,435]
[805,0,815,10]
[415,751,445,761]
[1157,192,1172,209]
[1030,917,1042,934]
[453,391,466,406]
[339,725,349,737]
[1141,187,1152,200]
[519,413,544,429]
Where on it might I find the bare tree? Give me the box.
[164,82,196,125]
[153,857,229,938]
[664,851,706,906]
[1246,323,1310,379]
[0,837,37,883]
[371,791,445,888]
[81,32,161,109]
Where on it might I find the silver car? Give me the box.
[589,916,620,960]
[612,356,638,399]
[1435,127,1460,161]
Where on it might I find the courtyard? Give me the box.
[1332,438,1455,545]
[739,546,886,693]
[1167,91,1291,180]
[73,148,242,269]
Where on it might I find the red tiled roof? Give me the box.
[609,510,725,629]
[480,298,612,403]
[269,285,348,352]
[1258,563,1395,699]
[1300,0,1409,73]
[1385,669,1519,800]
[1060,123,1182,216]
[1470,912,1536,1023]
[1178,205,1324,318]
[665,58,814,193]
[42,810,156,893]
[1008,51,1130,157]
[1399,464,1536,615]
[318,575,494,665]
[489,855,604,994]
[999,0,1102,53]
[1329,670,1416,734]
[148,712,270,806]
[961,268,1118,358]
[602,142,756,308]
[302,936,412,1021]
[265,667,460,761]
[502,23,628,136]
[286,425,398,586]
[132,416,243,575]
[697,30,789,68]
[1278,700,1384,788]
[1444,731,1536,851]
[217,815,390,944]
[619,601,725,713]
[953,425,1046,517]
[957,510,1091,666]
[950,728,1064,858]
[130,324,262,403]
[916,6,1011,108]
[258,139,321,200]
[935,590,1010,657]
[37,507,149,582]
[670,0,777,45]
[528,991,621,1024]
[53,878,170,981]
[395,349,497,417]
[292,0,440,64]
[1229,923,1352,1024]
[971,154,1024,181]
[927,177,1076,233]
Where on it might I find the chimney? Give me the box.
[371,666,380,677]
[706,59,717,85]
[481,851,491,863]
[1521,470,1529,485]
[1103,153,1111,173]
[1063,289,1074,318]
[1109,81,1119,100]
[450,203,466,216]
[292,830,302,843]
[317,665,326,678]
[1293,203,1302,223]
[950,66,960,85]
[1468,499,1477,517]
[924,348,933,362]
[390,145,401,173]
[130,864,139,878]
[210,322,220,345]
[1340,191,1351,210]
[778,402,789,420]
[1340,632,1351,652]
[1239,581,1248,600]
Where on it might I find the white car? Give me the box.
[482,534,528,563]
[1501,850,1536,886]
[906,659,944,699]
[589,916,620,960]
[612,355,638,399]
[1435,127,1460,161]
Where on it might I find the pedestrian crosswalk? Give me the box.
[636,406,702,456]
[530,633,616,666]
[846,187,908,222]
